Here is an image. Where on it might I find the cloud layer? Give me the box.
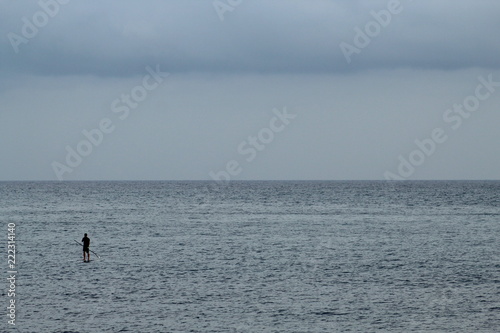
[1,0,499,181]
[2,0,500,77]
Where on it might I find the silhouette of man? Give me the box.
[82,233,90,262]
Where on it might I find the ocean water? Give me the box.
[1,181,499,332]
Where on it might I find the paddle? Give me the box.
[74,240,100,258]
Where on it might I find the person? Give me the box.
[82,233,90,262]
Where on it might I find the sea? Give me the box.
[1,180,499,333]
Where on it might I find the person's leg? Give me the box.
[88,251,90,262]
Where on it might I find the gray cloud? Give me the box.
[1,0,500,181]
[1,0,500,77]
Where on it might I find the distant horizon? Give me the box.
[1,179,499,182]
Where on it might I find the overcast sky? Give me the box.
[1,0,499,181]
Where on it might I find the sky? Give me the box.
[1,0,499,181]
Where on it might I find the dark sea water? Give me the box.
[1,181,499,332]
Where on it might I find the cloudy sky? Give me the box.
[1,0,499,181]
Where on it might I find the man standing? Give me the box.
[82,233,90,262]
